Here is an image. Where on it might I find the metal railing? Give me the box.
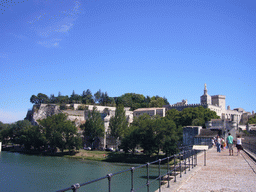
[56,146,199,192]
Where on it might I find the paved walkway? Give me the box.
[159,147,256,192]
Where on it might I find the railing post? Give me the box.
[188,150,190,171]
[167,157,170,188]
[107,173,113,192]
[174,155,176,182]
[192,149,194,168]
[71,183,80,192]
[147,163,150,192]
[179,152,182,178]
[204,149,206,166]
[130,167,135,192]
[158,159,161,192]
[195,150,198,166]
[184,149,186,174]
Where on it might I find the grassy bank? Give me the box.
[66,149,174,164]
[3,146,175,164]
[65,150,112,161]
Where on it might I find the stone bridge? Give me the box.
[159,147,256,192]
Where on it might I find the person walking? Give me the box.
[236,135,244,156]
[211,137,215,147]
[216,135,221,153]
[221,137,225,151]
[226,133,234,156]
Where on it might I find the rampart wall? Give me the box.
[165,103,208,111]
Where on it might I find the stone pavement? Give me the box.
[158,147,256,192]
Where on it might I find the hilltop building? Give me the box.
[176,84,253,146]
[83,105,133,149]
[164,84,252,127]
[26,104,133,150]
[133,107,165,118]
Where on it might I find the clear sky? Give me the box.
[1,0,256,123]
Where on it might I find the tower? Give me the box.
[211,95,226,112]
[200,84,211,105]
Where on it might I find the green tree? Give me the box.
[38,113,81,152]
[166,109,181,126]
[167,107,219,128]
[37,93,49,104]
[161,119,181,156]
[82,89,94,104]
[99,92,108,106]
[80,107,104,149]
[248,115,256,124]
[120,126,140,154]
[94,89,102,103]
[49,94,56,103]
[30,93,49,104]
[0,121,7,131]
[109,104,128,148]
[19,125,47,150]
[0,126,12,144]
[70,90,82,103]
[128,114,182,156]
[136,115,157,155]
[30,95,39,104]
[11,120,33,144]
[58,95,69,104]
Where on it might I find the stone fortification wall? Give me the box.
[30,104,61,125]
[29,104,86,126]
[27,103,133,149]
[165,103,207,111]
[61,110,85,127]
[61,110,84,116]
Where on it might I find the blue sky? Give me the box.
[1,0,256,123]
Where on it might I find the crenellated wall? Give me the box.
[165,103,208,111]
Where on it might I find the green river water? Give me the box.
[0,151,161,192]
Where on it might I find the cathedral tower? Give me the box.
[200,84,211,105]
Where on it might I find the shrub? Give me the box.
[77,105,86,110]
[60,104,67,110]
[69,105,74,110]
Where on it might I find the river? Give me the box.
[0,151,161,192]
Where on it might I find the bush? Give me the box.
[77,105,86,110]
[60,104,67,110]
[68,104,74,110]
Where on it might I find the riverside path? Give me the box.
[158,146,256,192]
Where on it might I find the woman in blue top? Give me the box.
[226,133,233,156]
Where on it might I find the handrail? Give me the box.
[243,141,256,155]
[56,145,203,192]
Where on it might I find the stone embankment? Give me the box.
[158,147,256,192]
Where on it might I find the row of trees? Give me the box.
[0,105,219,156]
[81,105,219,156]
[121,114,182,156]
[166,106,220,128]
[0,114,82,152]
[30,91,169,110]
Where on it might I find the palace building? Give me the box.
[164,84,252,127]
